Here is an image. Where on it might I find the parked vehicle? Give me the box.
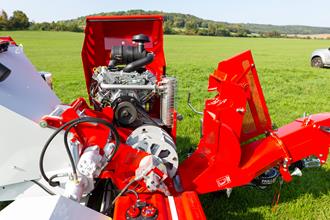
[311,48,330,68]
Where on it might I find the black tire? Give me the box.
[311,56,324,68]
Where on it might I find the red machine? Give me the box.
[4,15,329,219]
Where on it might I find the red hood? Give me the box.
[81,15,166,100]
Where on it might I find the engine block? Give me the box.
[91,66,177,127]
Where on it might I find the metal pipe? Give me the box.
[100,83,156,90]
[187,92,203,115]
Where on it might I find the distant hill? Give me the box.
[30,10,330,37]
[239,23,330,35]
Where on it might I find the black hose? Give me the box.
[49,174,60,185]
[63,117,120,180]
[39,118,82,187]
[29,180,56,196]
[48,173,69,186]
[122,53,154,72]
[39,117,120,187]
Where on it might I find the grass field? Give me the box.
[1,31,330,219]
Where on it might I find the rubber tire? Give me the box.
[311,56,324,68]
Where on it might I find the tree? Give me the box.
[201,21,208,29]
[216,27,230,37]
[197,28,208,36]
[8,10,29,30]
[263,31,281,38]
[185,20,198,34]
[173,18,185,28]
[0,10,8,30]
[164,21,174,34]
[208,23,217,36]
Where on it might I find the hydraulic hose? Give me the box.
[39,117,120,187]
[122,53,154,72]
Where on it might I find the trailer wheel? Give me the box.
[311,56,324,68]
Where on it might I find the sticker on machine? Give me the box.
[216,175,231,188]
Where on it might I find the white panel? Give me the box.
[0,106,70,186]
[0,45,60,122]
[0,181,34,201]
[0,195,111,220]
[0,169,70,201]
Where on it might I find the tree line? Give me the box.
[2,9,321,38]
[0,9,252,37]
[0,10,30,30]
[0,10,83,32]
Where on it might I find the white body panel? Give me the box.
[0,44,69,200]
[0,45,60,122]
[0,169,70,201]
[0,195,111,220]
[0,105,70,190]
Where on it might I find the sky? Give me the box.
[0,0,329,27]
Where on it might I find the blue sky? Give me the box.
[0,0,329,27]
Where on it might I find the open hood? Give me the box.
[82,15,166,101]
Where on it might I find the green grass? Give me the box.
[1,31,330,219]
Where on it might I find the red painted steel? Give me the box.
[178,50,330,193]
[0,36,16,45]
[113,192,206,220]
[80,15,178,140]
[47,45,330,218]
[9,14,330,219]
[82,15,166,100]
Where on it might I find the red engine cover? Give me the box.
[82,15,166,101]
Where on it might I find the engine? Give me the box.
[90,34,177,127]
[40,34,180,204]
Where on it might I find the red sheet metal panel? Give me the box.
[212,50,272,142]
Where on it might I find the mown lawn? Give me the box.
[1,31,330,219]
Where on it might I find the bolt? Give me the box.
[236,108,245,113]
[39,120,48,128]
[283,158,289,168]
[122,110,129,117]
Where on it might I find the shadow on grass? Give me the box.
[199,167,330,220]
[176,135,198,161]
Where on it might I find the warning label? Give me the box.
[216,175,231,188]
